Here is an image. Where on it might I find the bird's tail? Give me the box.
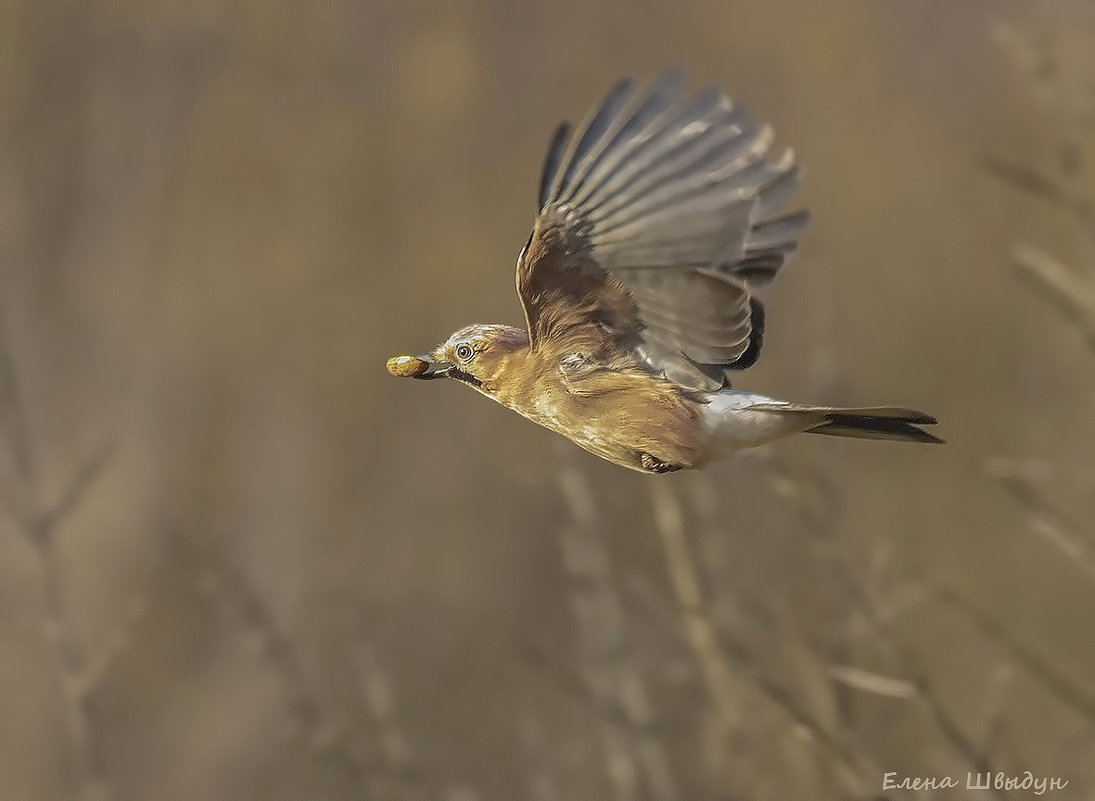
[704,392,943,451]
[800,406,943,444]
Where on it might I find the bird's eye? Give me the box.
[455,343,474,362]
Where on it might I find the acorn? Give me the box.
[386,355,430,378]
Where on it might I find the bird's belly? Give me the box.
[565,428,653,471]
[512,390,705,473]
[519,405,638,467]
[701,390,823,457]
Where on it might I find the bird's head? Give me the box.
[390,324,529,393]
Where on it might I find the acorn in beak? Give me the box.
[386,354,450,380]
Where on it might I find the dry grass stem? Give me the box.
[558,466,678,801]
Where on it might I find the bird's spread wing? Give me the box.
[515,68,807,392]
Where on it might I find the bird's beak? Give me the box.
[412,352,452,380]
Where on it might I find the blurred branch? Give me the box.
[213,561,320,727]
[1012,245,1095,347]
[514,636,654,737]
[987,458,1095,582]
[0,308,34,484]
[0,325,116,800]
[358,645,427,801]
[68,589,149,702]
[934,586,1095,728]
[911,671,1005,801]
[831,573,1007,799]
[521,716,561,801]
[761,479,1007,801]
[621,567,857,760]
[648,481,741,724]
[992,20,1095,127]
[35,439,117,546]
[981,156,1068,207]
[557,467,678,801]
[977,664,1017,761]
[972,21,1095,795]
[827,665,915,700]
[204,557,372,793]
[647,480,869,797]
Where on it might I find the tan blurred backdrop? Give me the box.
[1,1,1093,800]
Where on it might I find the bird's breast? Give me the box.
[497,367,709,471]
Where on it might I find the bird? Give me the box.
[387,69,941,474]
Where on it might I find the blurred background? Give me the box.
[2,1,1094,799]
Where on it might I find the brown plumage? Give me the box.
[388,70,941,474]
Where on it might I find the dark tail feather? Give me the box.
[806,412,944,444]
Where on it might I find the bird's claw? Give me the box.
[640,453,683,473]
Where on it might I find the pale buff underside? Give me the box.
[465,357,819,473]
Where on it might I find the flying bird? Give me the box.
[388,69,941,474]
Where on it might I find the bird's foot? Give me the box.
[640,453,684,473]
